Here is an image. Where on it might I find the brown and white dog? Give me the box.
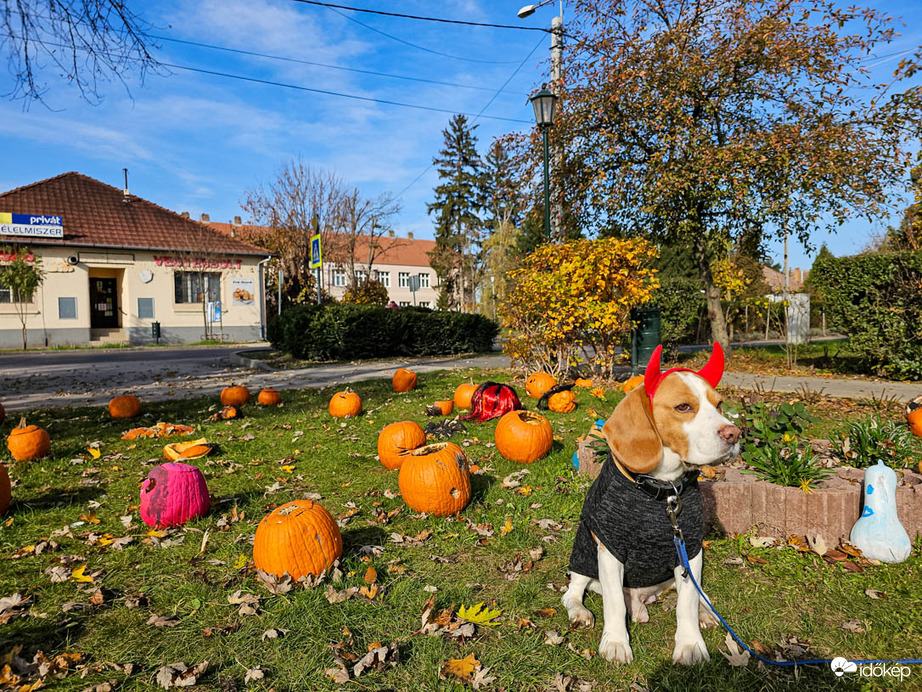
[562,343,740,665]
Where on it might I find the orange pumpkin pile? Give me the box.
[525,372,557,399]
[254,500,343,580]
[377,421,426,470]
[392,368,418,393]
[221,385,251,407]
[398,442,472,516]
[329,389,362,418]
[7,418,51,461]
[494,410,554,464]
[108,394,142,419]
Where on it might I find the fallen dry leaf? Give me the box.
[147,614,181,628]
[458,602,502,626]
[363,566,377,585]
[721,633,751,667]
[243,667,264,683]
[440,654,480,682]
[155,661,208,689]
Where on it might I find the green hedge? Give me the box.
[810,251,922,380]
[268,304,499,361]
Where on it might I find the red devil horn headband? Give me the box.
[643,342,725,402]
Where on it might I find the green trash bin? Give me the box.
[151,321,161,344]
[630,307,662,374]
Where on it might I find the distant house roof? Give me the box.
[0,172,269,256]
[762,266,808,292]
[209,221,436,268]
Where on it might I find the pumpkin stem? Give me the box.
[17,417,26,429]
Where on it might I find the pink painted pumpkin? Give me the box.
[139,462,210,528]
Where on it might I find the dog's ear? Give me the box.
[602,385,662,474]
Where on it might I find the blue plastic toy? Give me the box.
[572,419,606,472]
[849,460,912,563]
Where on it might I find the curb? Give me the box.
[231,349,276,372]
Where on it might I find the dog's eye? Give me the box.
[675,403,693,413]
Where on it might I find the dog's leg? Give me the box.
[672,550,709,665]
[698,591,719,629]
[562,572,595,628]
[625,579,674,623]
[597,544,632,663]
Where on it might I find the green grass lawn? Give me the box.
[1,369,919,691]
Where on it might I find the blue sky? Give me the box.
[0,0,919,272]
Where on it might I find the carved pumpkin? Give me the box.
[398,442,471,516]
[548,390,577,413]
[453,382,478,410]
[621,375,644,393]
[907,395,922,438]
[6,418,51,461]
[257,388,282,406]
[377,421,427,470]
[329,389,362,418]
[253,500,343,580]
[461,382,522,422]
[574,378,593,388]
[108,394,141,419]
[0,464,10,516]
[0,402,5,425]
[494,410,554,464]
[211,405,241,421]
[392,368,418,393]
[220,385,251,407]
[163,438,215,461]
[140,462,210,528]
[525,372,558,399]
[426,400,454,417]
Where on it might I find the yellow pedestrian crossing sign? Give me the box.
[309,234,322,269]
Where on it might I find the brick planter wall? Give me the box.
[578,458,922,547]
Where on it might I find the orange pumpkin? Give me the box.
[907,395,922,438]
[398,442,471,516]
[453,382,478,410]
[108,394,142,419]
[548,390,577,413]
[426,400,454,416]
[220,385,251,407]
[525,372,558,399]
[621,375,644,393]
[257,388,282,406]
[574,378,593,388]
[0,464,10,516]
[392,368,418,393]
[6,418,51,461]
[253,500,343,580]
[377,421,427,470]
[210,405,242,421]
[163,438,215,461]
[329,389,362,418]
[494,410,554,464]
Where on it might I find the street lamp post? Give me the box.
[530,88,557,243]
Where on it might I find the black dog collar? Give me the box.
[632,469,700,502]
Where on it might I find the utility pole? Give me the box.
[551,12,563,242]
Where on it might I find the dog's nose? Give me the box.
[718,424,741,445]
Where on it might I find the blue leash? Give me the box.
[668,499,922,668]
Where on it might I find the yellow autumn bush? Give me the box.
[501,238,658,377]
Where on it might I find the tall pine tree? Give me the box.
[427,115,486,311]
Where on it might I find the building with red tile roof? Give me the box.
[0,173,271,348]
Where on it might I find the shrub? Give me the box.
[742,440,831,488]
[829,415,918,469]
[650,276,703,348]
[342,279,389,305]
[270,304,498,361]
[810,251,922,379]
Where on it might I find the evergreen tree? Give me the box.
[427,114,486,311]
[483,140,525,232]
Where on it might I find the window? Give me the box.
[138,298,155,319]
[419,301,430,308]
[375,270,390,287]
[174,272,221,304]
[399,301,410,307]
[418,273,430,288]
[0,283,30,303]
[58,297,77,319]
[332,269,347,287]
[398,272,410,288]
[355,269,367,284]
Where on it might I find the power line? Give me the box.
[160,61,533,124]
[290,0,550,32]
[150,34,528,95]
[321,6,524,65]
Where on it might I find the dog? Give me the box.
[562,343,741,665]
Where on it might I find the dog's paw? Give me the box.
[672,636,709,665]
[629,601,650,623]
[599,631,633,664]
[698,602,719,629]
[567,606,595,629]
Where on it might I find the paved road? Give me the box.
[0,344,916,413]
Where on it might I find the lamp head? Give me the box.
[517,4,537,18]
